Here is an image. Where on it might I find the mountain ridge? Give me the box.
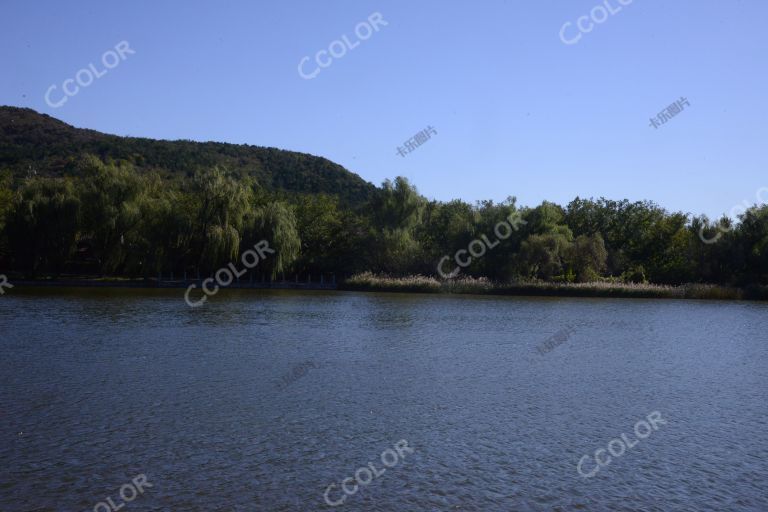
[0,106,376,205]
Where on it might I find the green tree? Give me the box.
[6,177,80,277]
[419,199,477,275]
[189,167,252,272]
[369,177,425,273]
[519,231,573,281]
[566,233,608,282]
[76,156,144,274]
[293,194,345,274]
[733,205,768,284]
[248,201,301,279]
[0,170,13,263]
[121,174,187,278]
[472,198,525,280]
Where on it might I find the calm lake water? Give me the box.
[1,288,767,511]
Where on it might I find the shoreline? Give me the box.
[7,279,337,291]
[5,276,768,301]
[340,274,768,302]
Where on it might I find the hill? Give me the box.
[0,106,375,206]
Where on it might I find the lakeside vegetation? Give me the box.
[342,273,768,300]
[1,106,766,296]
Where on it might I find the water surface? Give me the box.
[1,288,767,511]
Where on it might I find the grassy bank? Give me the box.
[6,272,767,301]
[341,272,768,301]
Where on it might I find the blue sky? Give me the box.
[2,0,767,219]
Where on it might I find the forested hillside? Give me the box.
[0,107,766,286]
[0,107,375,206]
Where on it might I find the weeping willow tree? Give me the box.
[6,177,81,277]
[190,167,253,272]
[369,176,425,273]
[75,156,144,274]
[121,174,186,278]
[248,201,301,279]
[0,170,12,263]
[372,177,424,231]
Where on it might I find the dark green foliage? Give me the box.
[0,107,375,206]
[0,107,766,288]
[5,177,81,277]
[248,201,301,279]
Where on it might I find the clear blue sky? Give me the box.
[2,0,767,219]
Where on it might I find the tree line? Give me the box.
[0,155,766,286]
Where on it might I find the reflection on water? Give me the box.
[1,288,767,511]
